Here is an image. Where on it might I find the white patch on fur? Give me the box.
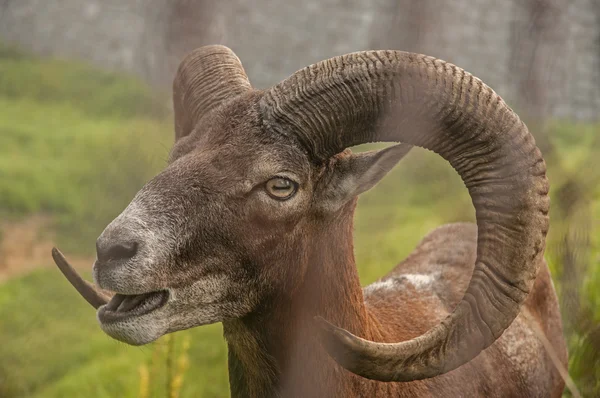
[364,272,440,295]
[402,273,437,288]
[364,279,397,294]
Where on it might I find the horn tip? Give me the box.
[314,316,335,332]
[314,316,352,340]
[51,247,67,268]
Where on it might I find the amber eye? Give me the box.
[265,177,298,200]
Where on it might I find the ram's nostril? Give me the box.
[96,240,139,264]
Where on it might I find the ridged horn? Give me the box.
[173,45,252,141]
[260,51,549,381]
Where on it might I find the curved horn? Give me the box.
[173,45,252,141]
[260,51,549,381]
[52,247,110,309]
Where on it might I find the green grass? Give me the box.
[0,269,228,398]
[0,42,168,121]
[0,43,598,397]
[0,44,172,253]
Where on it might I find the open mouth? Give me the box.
[98,290,169,323]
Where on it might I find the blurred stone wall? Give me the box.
[0,0,166,82]
[1,0,598,121]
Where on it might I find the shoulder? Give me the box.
[363,222,477,308]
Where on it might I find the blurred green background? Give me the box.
[0,42,598,398]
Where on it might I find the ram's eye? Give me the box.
[265,177,298,200]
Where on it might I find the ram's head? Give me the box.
[54,45,548,381]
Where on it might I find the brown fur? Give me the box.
[223,210,567,397]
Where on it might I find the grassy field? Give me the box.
[0,44,598,397]
[0,42,174,255]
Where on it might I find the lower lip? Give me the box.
[98,290,169,323]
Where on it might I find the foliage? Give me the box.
[0,42,168,121]
[0,269,228,398]
[139,333,192,398]
[0,43,172,253]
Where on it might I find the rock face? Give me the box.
[1,0,599,121]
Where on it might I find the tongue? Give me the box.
[106,294,126,311]
[117,293,153,312]
[106,293,155,313]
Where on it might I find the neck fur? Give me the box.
[223,201,372,397]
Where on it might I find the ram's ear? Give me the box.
[318,144,412,212]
